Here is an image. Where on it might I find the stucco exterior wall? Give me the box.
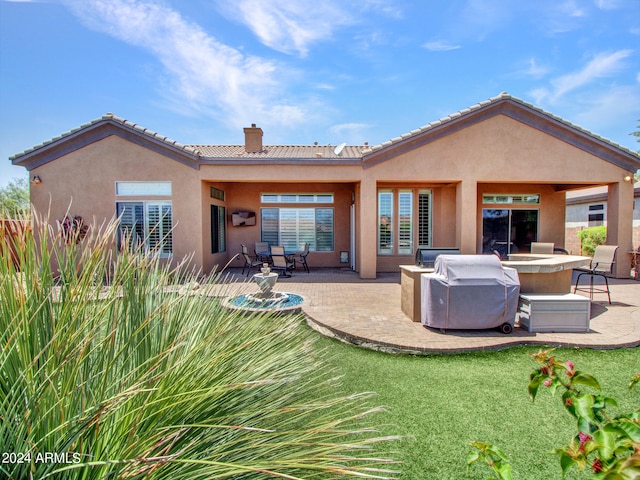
[29,135,202,268]
[200,180,356,273]
[361,114,631,272]
[364,115,629,184]
[17,106,639,278]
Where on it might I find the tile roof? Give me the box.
[361,92,640,159]
[193,144,365,159]
[10,93,639,165]
[9,113,201,161]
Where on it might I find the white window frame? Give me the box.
[378,190,394,255]
[116,201,173,257]
[115,181,172,196]
[261,193,334,204]
[398,190,413,255]
[483,194,540,205]
[418,189,432,248]
[260,207,334,252]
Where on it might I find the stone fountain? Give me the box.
[245,264,290,305]
[225,263,303,314]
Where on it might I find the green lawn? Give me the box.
[314,333,639,480]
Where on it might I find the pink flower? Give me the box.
[565,361,575,377]
[592,458,603,473]
[578,431,591,452]
[543,379,552,387]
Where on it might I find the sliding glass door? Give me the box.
[482,209,538,257]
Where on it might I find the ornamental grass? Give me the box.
[0,210,399,479]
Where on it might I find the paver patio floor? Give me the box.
[221,267,640,354]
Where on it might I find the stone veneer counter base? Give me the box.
[502,254,591,294]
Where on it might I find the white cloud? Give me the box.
[313,83,336,91]
[216,0,354,57]
[61,0,318,129]
[513,58,549,79]
[572,85,640,142]
[421,41,461,52]
[539,0,589,34]
[594,0,624,10]
[534,50,634,103]
[529,87,551,105]
[329,122,373,143]
[461,0,514,31]
[216,0,403,57]
[552,50,633,98]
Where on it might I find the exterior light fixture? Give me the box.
[623,174,632,182]
[31,175,42,185]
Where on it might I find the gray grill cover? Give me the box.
[421,255,520,330]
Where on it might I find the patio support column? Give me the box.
[359,177,378,279]
[606,180,633,278]
[456,180,478,254]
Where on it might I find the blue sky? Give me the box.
[1,0,639,187]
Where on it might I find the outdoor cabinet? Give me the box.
[518,294,591,332]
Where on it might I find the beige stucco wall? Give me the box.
[200,180,356,273]
[24,113,637,278]
[365,115,629,183]
[29,135,203,268]
[361,114,634,274]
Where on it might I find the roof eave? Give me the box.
[199,157,362,166]
[362,95,640,172]
[11,116,201,171]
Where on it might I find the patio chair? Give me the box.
[530,242,554,254]
[297,243,310,273]
[241,243,255,260]
[241,245,263,276]
[270,245,295,277]
[255,242,270,263]
[573,245,618,304]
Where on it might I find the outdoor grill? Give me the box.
[414,248,461,268]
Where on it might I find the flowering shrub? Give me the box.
[59,215,89,244]
[468,349,640,479]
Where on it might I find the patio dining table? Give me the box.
[259,249,301,258]
[259,247,300,277]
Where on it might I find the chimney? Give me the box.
[243,124,263,153]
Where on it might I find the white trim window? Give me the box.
[378,190,394,254]
[398,190,413,255]
[483,194,540,205]
[116,201,173,257]
[261,193,334,203]
[378,188,432,255]
[115,181,172,196]
[261,208,334,252]
[260,193,334,251]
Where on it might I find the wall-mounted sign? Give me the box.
[232,211,256,226]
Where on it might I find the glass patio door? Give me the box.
[482,209,538,257]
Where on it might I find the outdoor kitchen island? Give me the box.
[400,253,591,323]
[501,254,591,294]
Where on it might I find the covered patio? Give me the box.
[220,267,640,354]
